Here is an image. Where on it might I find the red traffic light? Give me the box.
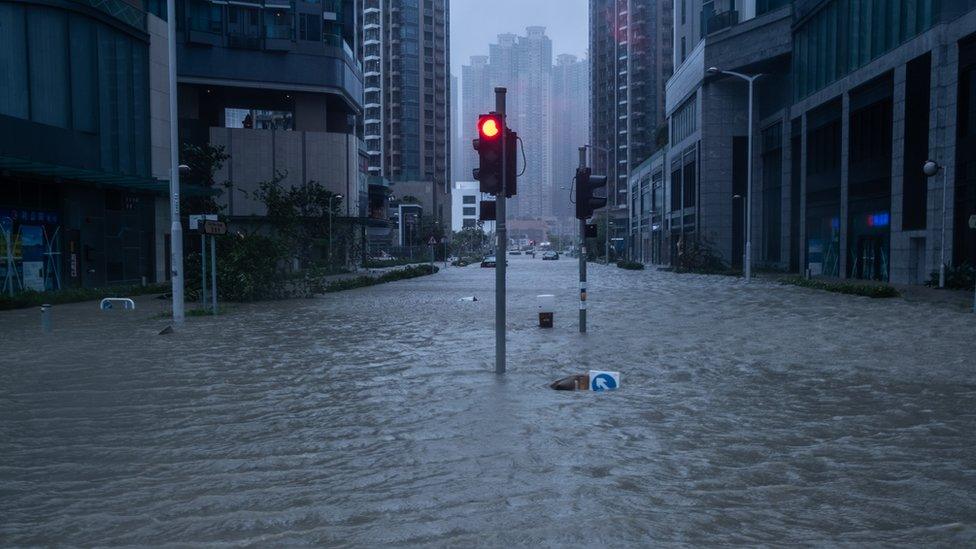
[478,115,501,139]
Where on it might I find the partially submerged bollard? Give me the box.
[537,294,554,328]
[40,304,52,333]
[550,373,588,391]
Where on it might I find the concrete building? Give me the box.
[0,0,173,291]
[591,0,674,256]
[451,181,494,233]
[551,55,590,226]
[174,0,388,262]
[361,0,451,224]
[661,0,976,284]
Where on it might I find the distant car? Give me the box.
[509,250,522,255]
[481,256,497,268]
[542,251,559,260]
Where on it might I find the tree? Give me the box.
[451,227,488,257]
[251,172,344,267]
[179,142,229,217]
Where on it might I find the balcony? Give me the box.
[701,0,739,36]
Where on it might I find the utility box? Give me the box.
[537,294,554,328]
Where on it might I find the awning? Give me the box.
[0,156,219,197]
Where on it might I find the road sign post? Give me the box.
[196,219,225,315]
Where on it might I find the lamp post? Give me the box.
[167,0,184,323]
[923,160,947,288]
[328,193,343,265]
[708,67,762,282]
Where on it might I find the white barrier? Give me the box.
[100,298,136,311]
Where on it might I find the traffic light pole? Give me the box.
[578,146,587,334]
[495,87,507,374]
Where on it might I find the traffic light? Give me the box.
[574,167,608,220]
[473,113,503,194]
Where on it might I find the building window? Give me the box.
[682,156,696,208]
[299,13,321,41]
[463,207,476,216]
[462,195,476,204]
[462,219,476,228]
[793,0,937,100]
[671,94,697,144]
[762,122,783,263]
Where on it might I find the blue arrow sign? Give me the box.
[590,372,618,391]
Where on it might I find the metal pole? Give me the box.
[745,76,754,283]
[167,0,184,323]
[939,167,947,288]
[579,146,587,334]
[210,235,217,314]
[200,233,207,307]
[495,87,507,375]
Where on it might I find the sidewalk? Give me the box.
[757,271,975,312]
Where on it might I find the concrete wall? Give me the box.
[211,128,361,219]
[147,13,171,284]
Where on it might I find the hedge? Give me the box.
[780,276,900,298]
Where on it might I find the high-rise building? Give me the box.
[460,55,490,184]
[552,54,590,226]
[590,0,674,254]
[514,26,554,220]
[362,0,451,222]
[462,29,553,220]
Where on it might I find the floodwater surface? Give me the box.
[2,258,975,545]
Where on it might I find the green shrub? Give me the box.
[616,260,645,270]
[925,262,975,290]
[780,276,900,298]
[322,264,438,293]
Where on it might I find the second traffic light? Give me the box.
[472,113,517,197]
[575,167,607,220]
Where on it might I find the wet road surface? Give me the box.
[2,257,975,546]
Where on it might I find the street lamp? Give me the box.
[328,194,343,264]
[708,66,762,282]
[923,160,948,289]
[167,0,185,324]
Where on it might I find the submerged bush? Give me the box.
[616,260,645,270]
[780,277,900,298]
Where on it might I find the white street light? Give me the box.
[168,0,184,323]
[923,160,948,288]
[708,67,762,282]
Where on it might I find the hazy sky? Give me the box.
[449,0,589,77]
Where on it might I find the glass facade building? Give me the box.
[0,0,161,291]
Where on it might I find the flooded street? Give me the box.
[2,257,975,546]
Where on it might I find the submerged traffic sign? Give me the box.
[589,370,620,391]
